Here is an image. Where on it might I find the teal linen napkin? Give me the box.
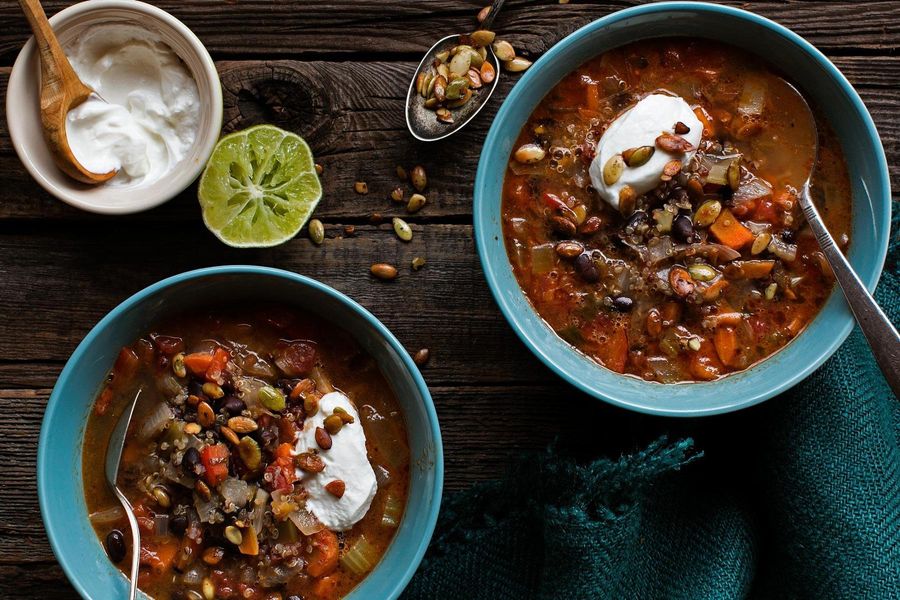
[404,208,899,599]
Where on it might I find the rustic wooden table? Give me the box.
[0,0,896,596]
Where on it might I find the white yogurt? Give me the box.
[589,94,702,210]
[64,24,200,187]
[295,392,377,532]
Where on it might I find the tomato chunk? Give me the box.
[307,530,339,577]
[200,444,230,487]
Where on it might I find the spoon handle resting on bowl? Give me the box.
[799,185,900,397]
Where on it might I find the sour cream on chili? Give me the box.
[295,391,377,531]
[589,94,702,209]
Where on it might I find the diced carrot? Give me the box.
[275,442,293,460]
[660,302,682,326]
[710,209,754,249]
[183,352,213,376]
[199,444,230,487]
[714,326,739,367]
[307,530,339,577]
[585,83,601,112]
[290,378,315,400]
[140,539,179,576]
[693,106,714,138]
[205,347,230,384]
[702,278,729,302]
[689,340,725,381]
[311,575,340,600]
[238,525,259,556]
[591,324,628,374]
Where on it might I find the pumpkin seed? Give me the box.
[435,50,450,63]
[220,425,239,446]
[467,68,483,89]
[687,336,702,352]
[477,4,491,23]
[445,77,469,100]
[202,577,215,600]
[449,51,472,77]
[471,30,496,47]
[693,200,722,228]
[603,154,626,185]
[202,382,224,400]
[315,163,323,176]
[765,282,778,300]
[184,422,201,435]
[688,264,717,282]
[315,427,332,450]
[324,414,344,435]
[228,416,258,434]
[411,166,427,191]
[152,486,171,509]
[450,44,473,57]
[423,72,436,98]
[503,56,532,72]
[622,145,655,167]
[238,436,262,470]
[618,186,637,215]
[437,63,450,80]
[308,219,324,245]
[415,71,426,96]
[423,97,439,110]
[325,480,346,498]
[172,353,186,378]
[492,40,515,62]
[393,218,413,242]
[333,406,355,424]
[751,232,772,255]
[195,480,211,501]
[727,159,741,191]
[478,45,487,61]
[197,401,215,428]
[390,187,404,203]
[396,165,407,181]
[407,193,426,213]
[371,263,398,280]
[304,394,319,416]
[413,348,430,365]
[573,204,587,225]
[436,107,453,123]
[514,143,546,164]
[259,385,286,411]
[354,181,368,195]
[411,256,426,270]
[446,87,473,108]
[225,525,243,546]
[480,61,496,84]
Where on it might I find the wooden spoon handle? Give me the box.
[18,0,85,100]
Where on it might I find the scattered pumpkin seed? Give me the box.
[437,63,450,80]
[228,416,258,434]
[477,4,491,23]
[407,193,427,213]
[503,56,532,72]
[688,264,717,282]
[435,50,450,63]
[411,256,426,270]
[480,61,496,84]
[424,97,440,110]
[415,71,426,96]
[413,348,430,366]
[184,422,201,435]
[622,145,655,167]
[315,426,333,450]
[172,353,186,378]
[354,181,368,195]
[390,188,404,203]
[309,219,325,245]
[393,218,413,242]
[492,40,515,62]
[514,143,546,164]
[195,480,211,501]
[314,163,323,176]
[467,68,483,89]
[436,107,453,123]
[197,401,215,428]
[259,385,286,411]
[220,425,239,446]
[411,166,427,191]
[238,437,262,470]
[324,414,344,435]
[751,232,772,255]
[693,200,722,228]
[202,577,215,600]
[446,77,469,100]
[727,159,741,191]
[371,263,399,280]
[325,480,346,498]
[152,486,171,509]
[477,45,487,62]
[396,165,407,181]
[618,186,637,214]
[688,336,702,352]
[765,282,778,300]
[449,52,473,78]
[446,87,473,108]
[202,382,224,400]
[471,30,496,47]
[603,154,626,185]
[225,525,243,546]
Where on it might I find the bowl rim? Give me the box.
[6,0,223,214]
[473,1,891,416]
[37,265,444,599]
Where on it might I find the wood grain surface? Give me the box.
[0,1,897,597]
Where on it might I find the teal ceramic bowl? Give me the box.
[474,2,890,416]
[38,266,443,599]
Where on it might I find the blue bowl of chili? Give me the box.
[38,266,443,599]
[474,2,890,415]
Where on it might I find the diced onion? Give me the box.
[340,536,378,576]
[531,243,556,275]
[738,78,767,115]
[734,175,772,203]
[89,505,125,525]
[154,514,170,537]
[138,402,173,441]
[288,508,324,536]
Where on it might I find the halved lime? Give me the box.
[199,125,322,248]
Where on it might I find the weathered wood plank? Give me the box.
[1,54,899,222]
[1,0,898,65]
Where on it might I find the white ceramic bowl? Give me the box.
[6,0,223,214]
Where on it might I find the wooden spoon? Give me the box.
[18,0,116,184]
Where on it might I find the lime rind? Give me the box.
[198,124,323,248]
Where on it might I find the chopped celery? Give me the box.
[340,536,378,576]
[531,243,555,275]
[381,495,403,528]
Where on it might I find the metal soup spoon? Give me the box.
[105,388,143,600]
[406,0,505,142]
[777,79,899,395]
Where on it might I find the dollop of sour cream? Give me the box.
[589,94,703,209]
[63,24,200,187]
[295,392,377,531]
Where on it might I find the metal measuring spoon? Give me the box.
[406,0,506,142]
[777,79,899,394]
[104,388,143,600]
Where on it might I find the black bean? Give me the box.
[574,252,600,283]
[188,379,204,397]
[169,513,188,535]
[623,210,650,236]
[672,214,694,242]
[221,395,245,416]
[106,529,126,563]
[182,447,201,476]
[612,296,634,312]
[781,229,796,243]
